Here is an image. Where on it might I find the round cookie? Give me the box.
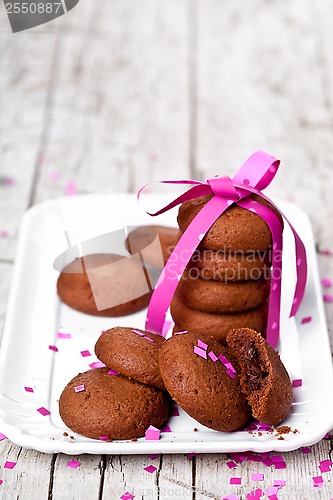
[59,368,170,440]
[226,328,293,426]
[171,295,268,343]
[176,269,270,313]
[158,332,251,432]
[95,327,166,390]
[126,225,180,269]
[188,247,271,281]
[177,194,283,252]
[57,253,152,316]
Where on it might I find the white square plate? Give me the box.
[0,193,332,454]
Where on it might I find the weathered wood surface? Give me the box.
[0,0,333,498]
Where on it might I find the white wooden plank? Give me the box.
[34,0,190,203]
[195,0,333,247]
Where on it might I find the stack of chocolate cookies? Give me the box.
[171,194,280,343]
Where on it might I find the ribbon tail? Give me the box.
[145,196,232,335]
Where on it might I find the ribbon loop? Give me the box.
[207,175,240,200]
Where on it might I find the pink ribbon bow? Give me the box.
[138,151,307,347]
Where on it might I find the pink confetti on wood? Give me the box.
[89,361,105,369]
[187,453,197,458]
[49,345,58,352]
[292,379,302,388]
[120,493,135,500]
[161,425,171,432]
[4,461,16,469]
[323,432,330,439]
[321,248,332,255]
[80,350,91,357]
[57,332,72,339]
[223,496,240,500]
[266,486,279,496]
[312,475,323,487]
[301,447,312,453]
[24,386,34,393]
[226,461,237,469]
[0,479,3,485]
[67,459,81,469]
[171,407,180,417]
[148,454,160,460]
[49,171,60,181]
[108,369,119,376]
[267,496,279,500]
[274,461,286,470]
[65,181,77,196]
[74,385,85,393]
[301,316,312,324]
[230,477,241,484]
[194,346,207,359]
[0,433,7,441]
[273,480,286,486]
[319,464,331,473]
[208,351,218,362]
[322,278,332,288]
[37,407,51,416]
[132,329,145,336]
[4,177,14,185]
[0,231,9,238]
[251,473,264,481]
[145,425,160,441]
[144,465,157,474]
[324,294,333,303]
[197,340,208,350]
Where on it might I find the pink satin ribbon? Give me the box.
[138,151,307,347]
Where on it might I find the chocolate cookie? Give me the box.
[188,247,271,281]
[95,327,166,390]
[226,328,292,426]
[126,225,180,268]
[57,253,152,316]
[177,194,283,252]
[158,332,251,432]
[171,296,267,343]
[176,269,270,313]
[59,368,170,440]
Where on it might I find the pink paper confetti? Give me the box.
[80,350,91,357]
[194,346,207,359]
[49,171,60,181]
[312,475,323,487]
[67,459,81,469]
[120,493,135,500]
[223,496,240,500]
[171,407,180,417]
[292,379,302,388]
[57,332,72,339]
[0,479,3,485]
[218,354,228,364]
[274,461,286,470]
[225,362,236,374]
[145,425,161,441]
[148,454,160,460]
[65,181,77,196]
[323,432,330,439]
[324,294,333,303]
[208,351,218,362]
[143,336,154,342]
[37,407,51,416]
[174,330,188,335]
[322,278,332,288]
[132,329,145,336]
[144,465,157,474]
[301,316,312,324]
[4,461,16,469]
[0,433,7,441]
[161,425,171,432]
[49,345,58,352]
[273,480,286,487]
[267,496,279,500]
[197,340,208,350]
[108,369,119,376]
[226,461,237,469]
[4,177,14,185]
[251,473,264,481]
[301,447,312,453]
[226,369,236,379]
[24,386,34,393]
[0,231,9,238]
[99,436,109,441]
[319,464,331,473]
[187,453,197,458]
[321,248,332,255]
[230,477,242,485]
[74,385,85,393]
[266,486,279,496]
[89,362,105,369]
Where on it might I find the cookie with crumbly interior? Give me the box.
[187,246,271,281]
[226,328,293,426]
[177,194,283,252]
[57,253,152,316]
[59,368,170,440]
[171,295,268,343]
[176,269,270,313]
[126,225,180,269]
[158,332,251,432]
[95,326,166,390]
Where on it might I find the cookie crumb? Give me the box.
[276,425,291,435]
[258,431,262,436]
[278,436,284,440]
[70,435,74,440]
[131,437,137,442]
[63,432,68,437]
[193,428,198,432]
